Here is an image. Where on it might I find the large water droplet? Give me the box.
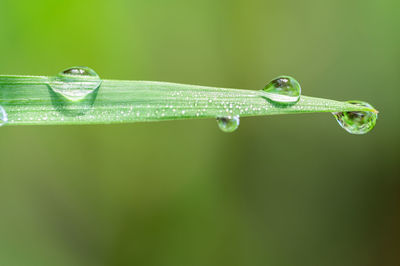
[333,101,378,135]
[49,67,102,115]
[50,66,101,101]
[217,116,240,133]
[0,105,8,127]
[262,76,301,104]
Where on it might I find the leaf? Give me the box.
[0,75,377,126]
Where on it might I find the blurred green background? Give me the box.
[0,0,399,265]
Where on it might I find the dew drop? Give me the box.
[262,76,301,104]
[0,105,8,127]
[49,67,102,115]
[332,101,378,135]
[50,66,101,101]
[217,116,240,133]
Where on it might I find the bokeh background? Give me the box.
[0,0,399,265]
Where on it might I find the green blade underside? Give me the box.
[0,75,376,126]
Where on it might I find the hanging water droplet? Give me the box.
[262,76,301,104]
[0,105,8,127]
[332,101,378,135]
[49,67,102,115]
[217,116,240,133]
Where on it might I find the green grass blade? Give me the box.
[0,75,377,126]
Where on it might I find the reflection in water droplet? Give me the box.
[217,116,240,133]
[262,76,301,104]
[0,105,8,127]
[333,101,378,135]
[49,66,102,115]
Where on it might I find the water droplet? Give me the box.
[0,106,8,126]
[333,101,378,135]
[49,67,102,115]
[262,76,301,103]
[217,116,240,133]
[50,66,101,101]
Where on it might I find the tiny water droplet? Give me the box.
[333,101,378,135]
[262,76,301,103]
[49,67,102,115]
[217,116,240,133]
[0,105,8,127]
